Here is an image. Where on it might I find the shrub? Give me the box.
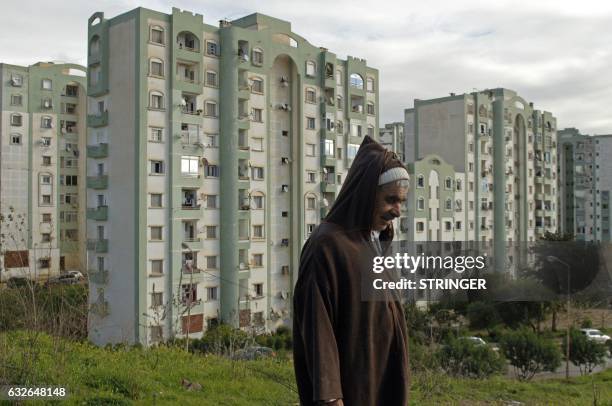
[199,324,250,355]
[499,329,561,381]
[564,328,607,375]
[408,338,438,373]
[580,318,593,329]
[436,338,505,378]
[466,302,500,330]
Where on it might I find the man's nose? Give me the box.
[390,205,400,217]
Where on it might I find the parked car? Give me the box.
[580,328,611,344]
[66,271,84,280]
[44,274,81,287]
[6,277,30,288]
[232,346,276,360]
[458,336,500,352]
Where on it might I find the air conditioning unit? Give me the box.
[43,100,52,109]
[321,198,329,207]
[281,184,289,192]
[11,76,22,86]
[281,157,290,164]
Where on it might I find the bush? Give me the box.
[404,303,430,344]
[197,324,250,355]
[580,318,593,329]
[564,328,607,375]
[408,338,438,373]
[500,329,561,381]
[436,338,505,378]
[254,326,292,350]
[466,302,500,330]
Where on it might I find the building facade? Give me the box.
[404,88,558,245]
[557,128,612,242]
[379,122,405,161]
[86,7,379,345]
[0,62,87,282]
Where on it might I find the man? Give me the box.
[293,136,410,405]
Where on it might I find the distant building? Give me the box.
[0,62,87,281]
[557,128,612,242]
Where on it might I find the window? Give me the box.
[10,134,22,145]
[150,91,164,109]
[445,177,452,189]
[416,175,424,188]
[347,144,359,159]
[42,79,52,90]
[456,221,462,230]
[253,254,263,267]
[252,48,264,65]
[250,77,263,93]
[181,284,198,304]
[305,143,315,156]
[306,117,316,130]
[416,222,424,232]
[150,58,164,77]
[206,256,218,270]
[10,94,22,106]
[151,260,163,276]
[11,74,23,87]
[445,198,452,211]
[206,195,218,209]
[252,195,264,209]
[41,137,51,147]
[324,139,334,156]
[306,171,316,183]
[445,221,452,231]
[254,282,264,297]
[41,174,52,184]
[42,195,51,205]
[206,70,218,87]
[42,213,52,223]
[42,156,51,166]
[41,116,52,128]
[206,225,217,239]
[306,61,316,76]
[150,160,164,174]
[367,102,375,115]
[251,166,264,180]
[150,193,162,208]
[366,77,375,92]
[251,108,263,122]
[349,73,363,89]
[205,101,217,117]
[252,137,263,151]
[10,114,22,126]
[151,292,163,308]
[253,225,264,239]
[417,197,425,210]
[181,156,199,176]
[65,175,78,186]
[456,179,462,191]
[150,127,163,142]
[206,286,218,301]
[305,88,316,103]
[206,40,218,56]
[150,26,164,44]
[205,164,219,177]
[150,226,163,241]
[367,126,374,137]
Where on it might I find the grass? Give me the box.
[1,331,611,405]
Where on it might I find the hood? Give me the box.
[324,136,406,242]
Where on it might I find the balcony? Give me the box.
[87,239,109,253]
[87,175,108,190]
[87,205,108,221]
[87,143,108,159]
[87,111,108,128]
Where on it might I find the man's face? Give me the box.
[372,181,409,232]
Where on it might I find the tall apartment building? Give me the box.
[86,7,379,345]
[379,122,405,161]
[557,128,612,242]
[0,62,87,281]
[404,88,558,244]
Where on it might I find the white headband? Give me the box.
[378,167,410,186]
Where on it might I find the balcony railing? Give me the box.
[87,239,109,253]
[87,205,108,221]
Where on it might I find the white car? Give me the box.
[580,329,611,344]
[66,271,84,280]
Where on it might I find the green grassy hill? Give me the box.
[1,331,611,405]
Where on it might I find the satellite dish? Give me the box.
[321,198,329,207]
[180,98,187,107]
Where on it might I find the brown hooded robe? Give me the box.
[293,136,410,405]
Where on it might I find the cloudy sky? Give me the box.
[1,0,611,134]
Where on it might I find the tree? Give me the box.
[565,328,607,375]
[500,329,561,381]
[437,338,505,378]
[466,302,500,330]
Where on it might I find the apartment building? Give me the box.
[557,128,612,242]
[0,62,87,282]
[379,122,405,161]
[86,7,379,345]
